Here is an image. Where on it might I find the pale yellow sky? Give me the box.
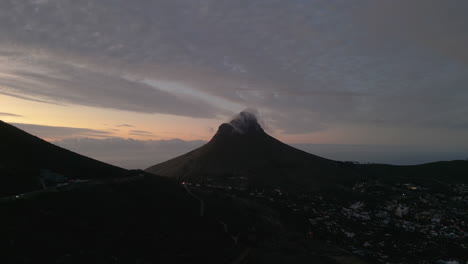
[2,91,342,144]
[0,93,222,141]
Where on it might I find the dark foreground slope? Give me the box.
[146,112,358,191]
[0,121,128,197]
[0,176,241,263]
[0,174,364,264]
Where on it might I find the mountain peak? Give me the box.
[215,111,264,137]
[146,111,351,192]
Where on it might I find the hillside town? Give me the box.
[189,180,468,264]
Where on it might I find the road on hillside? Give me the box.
[0,175,145,203]
[182,183,205,216]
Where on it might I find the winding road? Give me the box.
[182,183,205,217]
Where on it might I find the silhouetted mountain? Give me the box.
[0,120,129,197]
[146,112,357,191]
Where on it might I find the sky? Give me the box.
[1,0,468,168]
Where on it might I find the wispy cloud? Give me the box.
[0,112,23,117]
[117,124,134,128]
[11,123,113,140]
[130,130,152,134]
[129,130,154,136]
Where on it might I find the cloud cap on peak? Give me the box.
[214,110,265,137]
[229,110,263,133]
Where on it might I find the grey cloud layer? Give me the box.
[54,137,206,169]
[0,53,223,118]
[1,0,468,133]
[11,123,113,139]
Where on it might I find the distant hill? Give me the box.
[0,121,129,197]
[356,160,468,185]
[146,112,358,191]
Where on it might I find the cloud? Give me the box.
[117,124,134,128]
[0,53,225,118]
[228,110,262,134]
[0,112,23,117]
[129,130,154,137]
[0,90,57,105]
[0,0,468,135]
[358,0,468,63]
[53,137,207,169]
[130,130,152,134]
[11,123,113,140]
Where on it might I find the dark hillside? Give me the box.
[0,121,128,197]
